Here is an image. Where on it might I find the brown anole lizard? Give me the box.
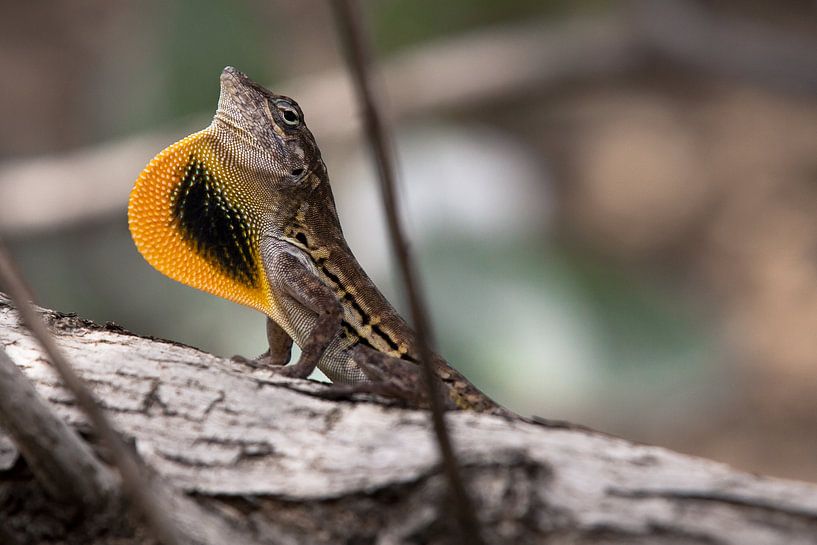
[128,66,503,414]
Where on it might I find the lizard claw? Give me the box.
[231,353,273,369]
[272,364,313,379]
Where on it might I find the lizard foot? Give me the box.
[271,364,313,379]
[230,351,280,369]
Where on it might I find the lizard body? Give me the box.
[128,66,501,414]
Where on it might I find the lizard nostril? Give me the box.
[291,167,304,177]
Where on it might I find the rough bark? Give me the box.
[2,293,817,545]
[0,345,116,507]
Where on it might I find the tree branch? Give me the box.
[0,13,639,235]
[3,293,817,544]
[8,3,817,236]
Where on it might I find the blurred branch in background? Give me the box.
[6,0,817,235]
[638,0,817,93]
[0,13,633,235]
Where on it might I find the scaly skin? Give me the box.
[128,66,502,414]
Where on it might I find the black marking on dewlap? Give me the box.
[172,156,259,288]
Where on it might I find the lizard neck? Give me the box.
[275,167,421,361]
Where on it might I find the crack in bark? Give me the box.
[608,487,817,522]
[203,390,225,418]
[158,451,230,468]
[576,523,727,545]
[141,379,165,415]
[321,407,342,434]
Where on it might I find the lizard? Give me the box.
[128,66,503,414]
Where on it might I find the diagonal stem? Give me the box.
[329,1,486,543]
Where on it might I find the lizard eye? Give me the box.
[278,104,300,126]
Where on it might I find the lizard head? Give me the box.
[128,67,341,315]
[215,66,323,190]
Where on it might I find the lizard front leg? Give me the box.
[232,318,293,368]
[266,250,343,379]
[262,317,293,367]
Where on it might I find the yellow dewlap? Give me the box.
[128,129,273,315]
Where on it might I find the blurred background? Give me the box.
[2,0,817,482]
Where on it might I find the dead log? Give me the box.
[1,293,817,545]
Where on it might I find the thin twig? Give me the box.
[0,236,184,545]
[329,1,485,543]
